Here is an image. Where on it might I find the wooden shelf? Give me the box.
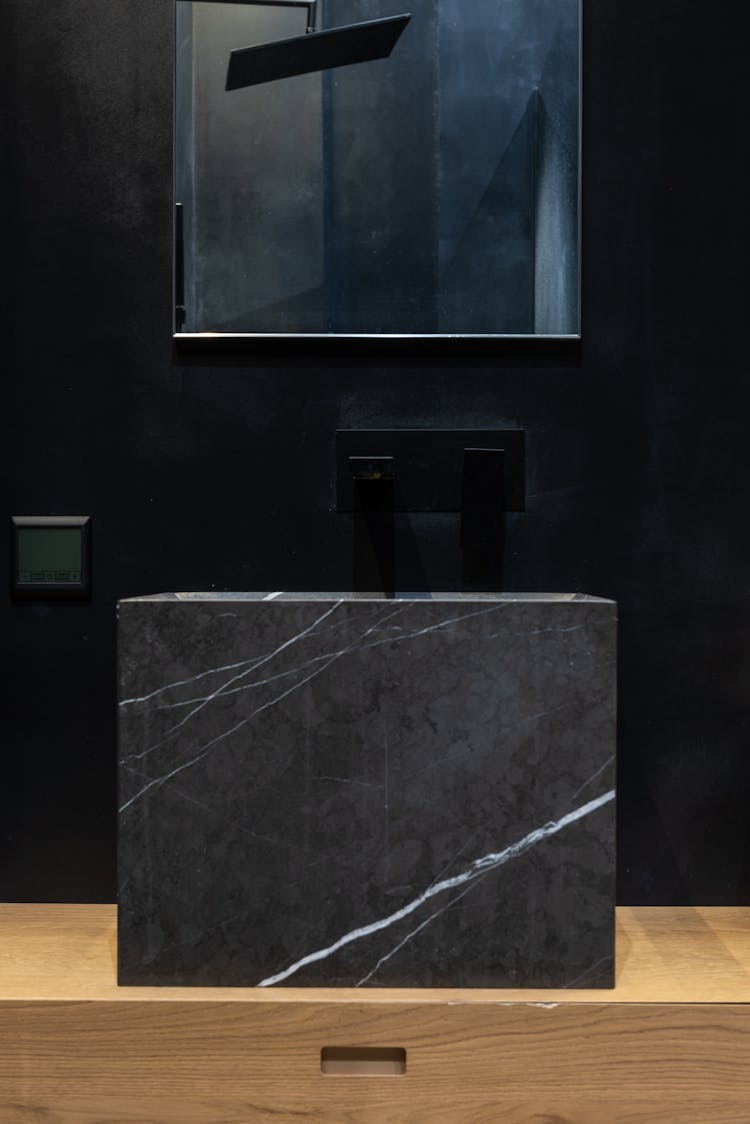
[2,905,750,1121]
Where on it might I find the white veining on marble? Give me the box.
[153,616,413,713]
[528,702,573,723]
[569,754,615,804]
[120,603,506,779]
[156,908,251,957]
[122,602,344,761]
[356,863,486,986]
[383,718,391,884]
[424,833,480,891]
[119,600,349,707]
[402,702,571,784]
[123,601,503,711]
[123,606,409,765]
[404,745,474,780]
[315,776,384,789]
[152,652,341,711]
[381,602,505,642]
[257,788,615,986]
[122,764,296,852]
[120,610,412,798]
[120,656,260,707]
[355,902,450,986]
[528,624,585,636]
[119,651,345,812]
[145,601,344,747]
[563,954,614,988]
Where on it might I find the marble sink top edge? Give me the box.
[120,591,615,604]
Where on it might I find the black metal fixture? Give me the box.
[174,203,186,331]
[336,430,524,515]
[460,448,506,552]
[348,455,395,598]
[180,1,411,91]
[459,447,506,592]
[337,430,525,595]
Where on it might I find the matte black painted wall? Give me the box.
[2,0,750,903]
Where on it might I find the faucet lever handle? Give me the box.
[460,447,505,551]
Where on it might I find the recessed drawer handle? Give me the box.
[320,1047,407,1075]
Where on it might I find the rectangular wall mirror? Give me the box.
[174,0,580,339]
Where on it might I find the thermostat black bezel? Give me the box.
[11,516,91,600]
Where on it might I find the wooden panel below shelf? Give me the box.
[1,904,750,1122]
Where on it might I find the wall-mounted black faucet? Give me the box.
[337,430,524,594]
[460,447,505,551]
[460,447,506,591]
[349,455,395,597]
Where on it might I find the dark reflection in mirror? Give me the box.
[174,0,579,337]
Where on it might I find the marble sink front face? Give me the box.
[117,592,616,988]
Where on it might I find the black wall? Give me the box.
[2,0,750,903]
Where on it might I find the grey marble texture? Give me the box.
[117,593,616,988]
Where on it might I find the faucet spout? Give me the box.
[349,456,395,598]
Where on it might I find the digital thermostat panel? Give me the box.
[11,516,91,599]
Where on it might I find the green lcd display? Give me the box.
[12,516,90,599]
[17,527,82,584]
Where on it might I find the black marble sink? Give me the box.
[117,592,616,988]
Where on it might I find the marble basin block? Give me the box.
[117,593,616,988]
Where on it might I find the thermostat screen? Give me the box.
[17,527,82,584]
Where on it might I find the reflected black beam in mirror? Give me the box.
[226,14,411,91]
[174,202,186,330]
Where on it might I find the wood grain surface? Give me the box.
[1,905,750,1122]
